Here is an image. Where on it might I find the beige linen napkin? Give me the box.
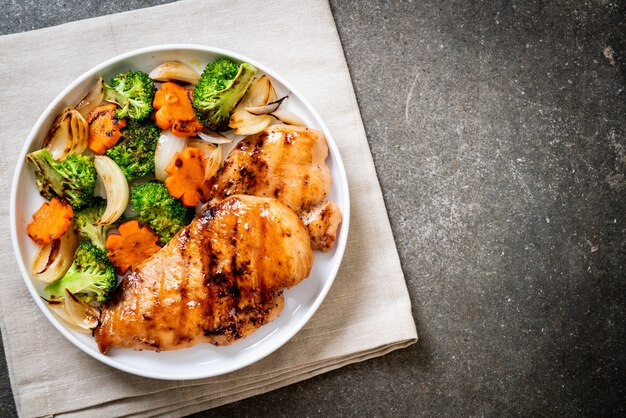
[0,0,417,416]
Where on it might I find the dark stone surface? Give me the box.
[1,0,625,416]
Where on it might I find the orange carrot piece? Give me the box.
[165,147,208,207]
[27,198,73,245]
[86,104,126,154]
[105,220,161,274]
[153,82,204,137]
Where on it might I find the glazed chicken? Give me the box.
[207,125,342,252]
[95,195,313,353]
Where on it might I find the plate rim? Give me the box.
[9,43,350,380]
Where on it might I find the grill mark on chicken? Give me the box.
[226,219,240,338]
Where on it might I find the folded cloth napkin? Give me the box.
[0,0,417,416]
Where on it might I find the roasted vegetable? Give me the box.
[27,149,96,210]
[86,104,126,154]
[105,220,161,274]
[44,241,117,303]
[104,70,155,120]
[106,119,160,181]
[32,227,78,283]
[153,82,204,137]
[164,147,208,207]
[149,61,201,84]
[47,289,100,332]
[43,107,89,160]
[193,58,256,131]
[154,129,187,181]
[228,75,273,135]
[93,156,129,226]
[130,181,194,245]
[27,198,73,245]
[73,197,114,250]
[76,77,105,119]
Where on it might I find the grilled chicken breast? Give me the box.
[207,125,342,252]
[208,125,330,212]
[95,195,313,353]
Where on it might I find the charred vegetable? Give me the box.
[106,119,160,181]
[43,107,89,160]
[27,197,74,245]
[44,241,117,303]
[105,220,162,274]
[130,181,193,245]
[164,147,209,207]
[104,70,155,120]
[193,58,256,131]
[86,104,127,154]
[153,82,204,137]
[27,149,96,210]
[93,156,129,226]
[73,197,114,250]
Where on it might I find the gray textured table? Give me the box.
[1,1,624,416]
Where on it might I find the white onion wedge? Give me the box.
[197,130,232,144]
[246,101,281,116]
[155,129,188,181]
[271,108,307,126]
[232,115,273,135]
[63,289,100,330]
[149,61,201,84]
[188,139,222,180]
[229,75,273,135]
[43,107,89,160]
[47,300,92,334]
[32,227,78,283]
[94,156,129,225]
[268,80,277,103]
[75,77,104,118]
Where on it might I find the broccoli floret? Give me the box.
[45,242,117,303]
[27,149,96,210]
[106,119,160,181]
[104,70,155,120]
[73,197,114,250]
[193,58,257,131]
[130,181,194,245]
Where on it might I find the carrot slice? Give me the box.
[165,147,208,207]
[27,198,73,245]
[105,220,161,274]
[86,104,127,154]
[153,82,204,137]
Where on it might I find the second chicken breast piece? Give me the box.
[207,125,332,213]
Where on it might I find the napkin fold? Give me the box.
[0,0,417,416]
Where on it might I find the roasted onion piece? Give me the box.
[94,156,129,225]
[149,61,201,84]
[271,108,306,126]
[229,75,273,135]
[154,129,187,181]
[75,77,104,118]
[43,107,89,160]
[31,227,78,283]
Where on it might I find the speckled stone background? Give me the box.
[1,1,624,416]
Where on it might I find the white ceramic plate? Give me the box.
[10,45,349,380]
